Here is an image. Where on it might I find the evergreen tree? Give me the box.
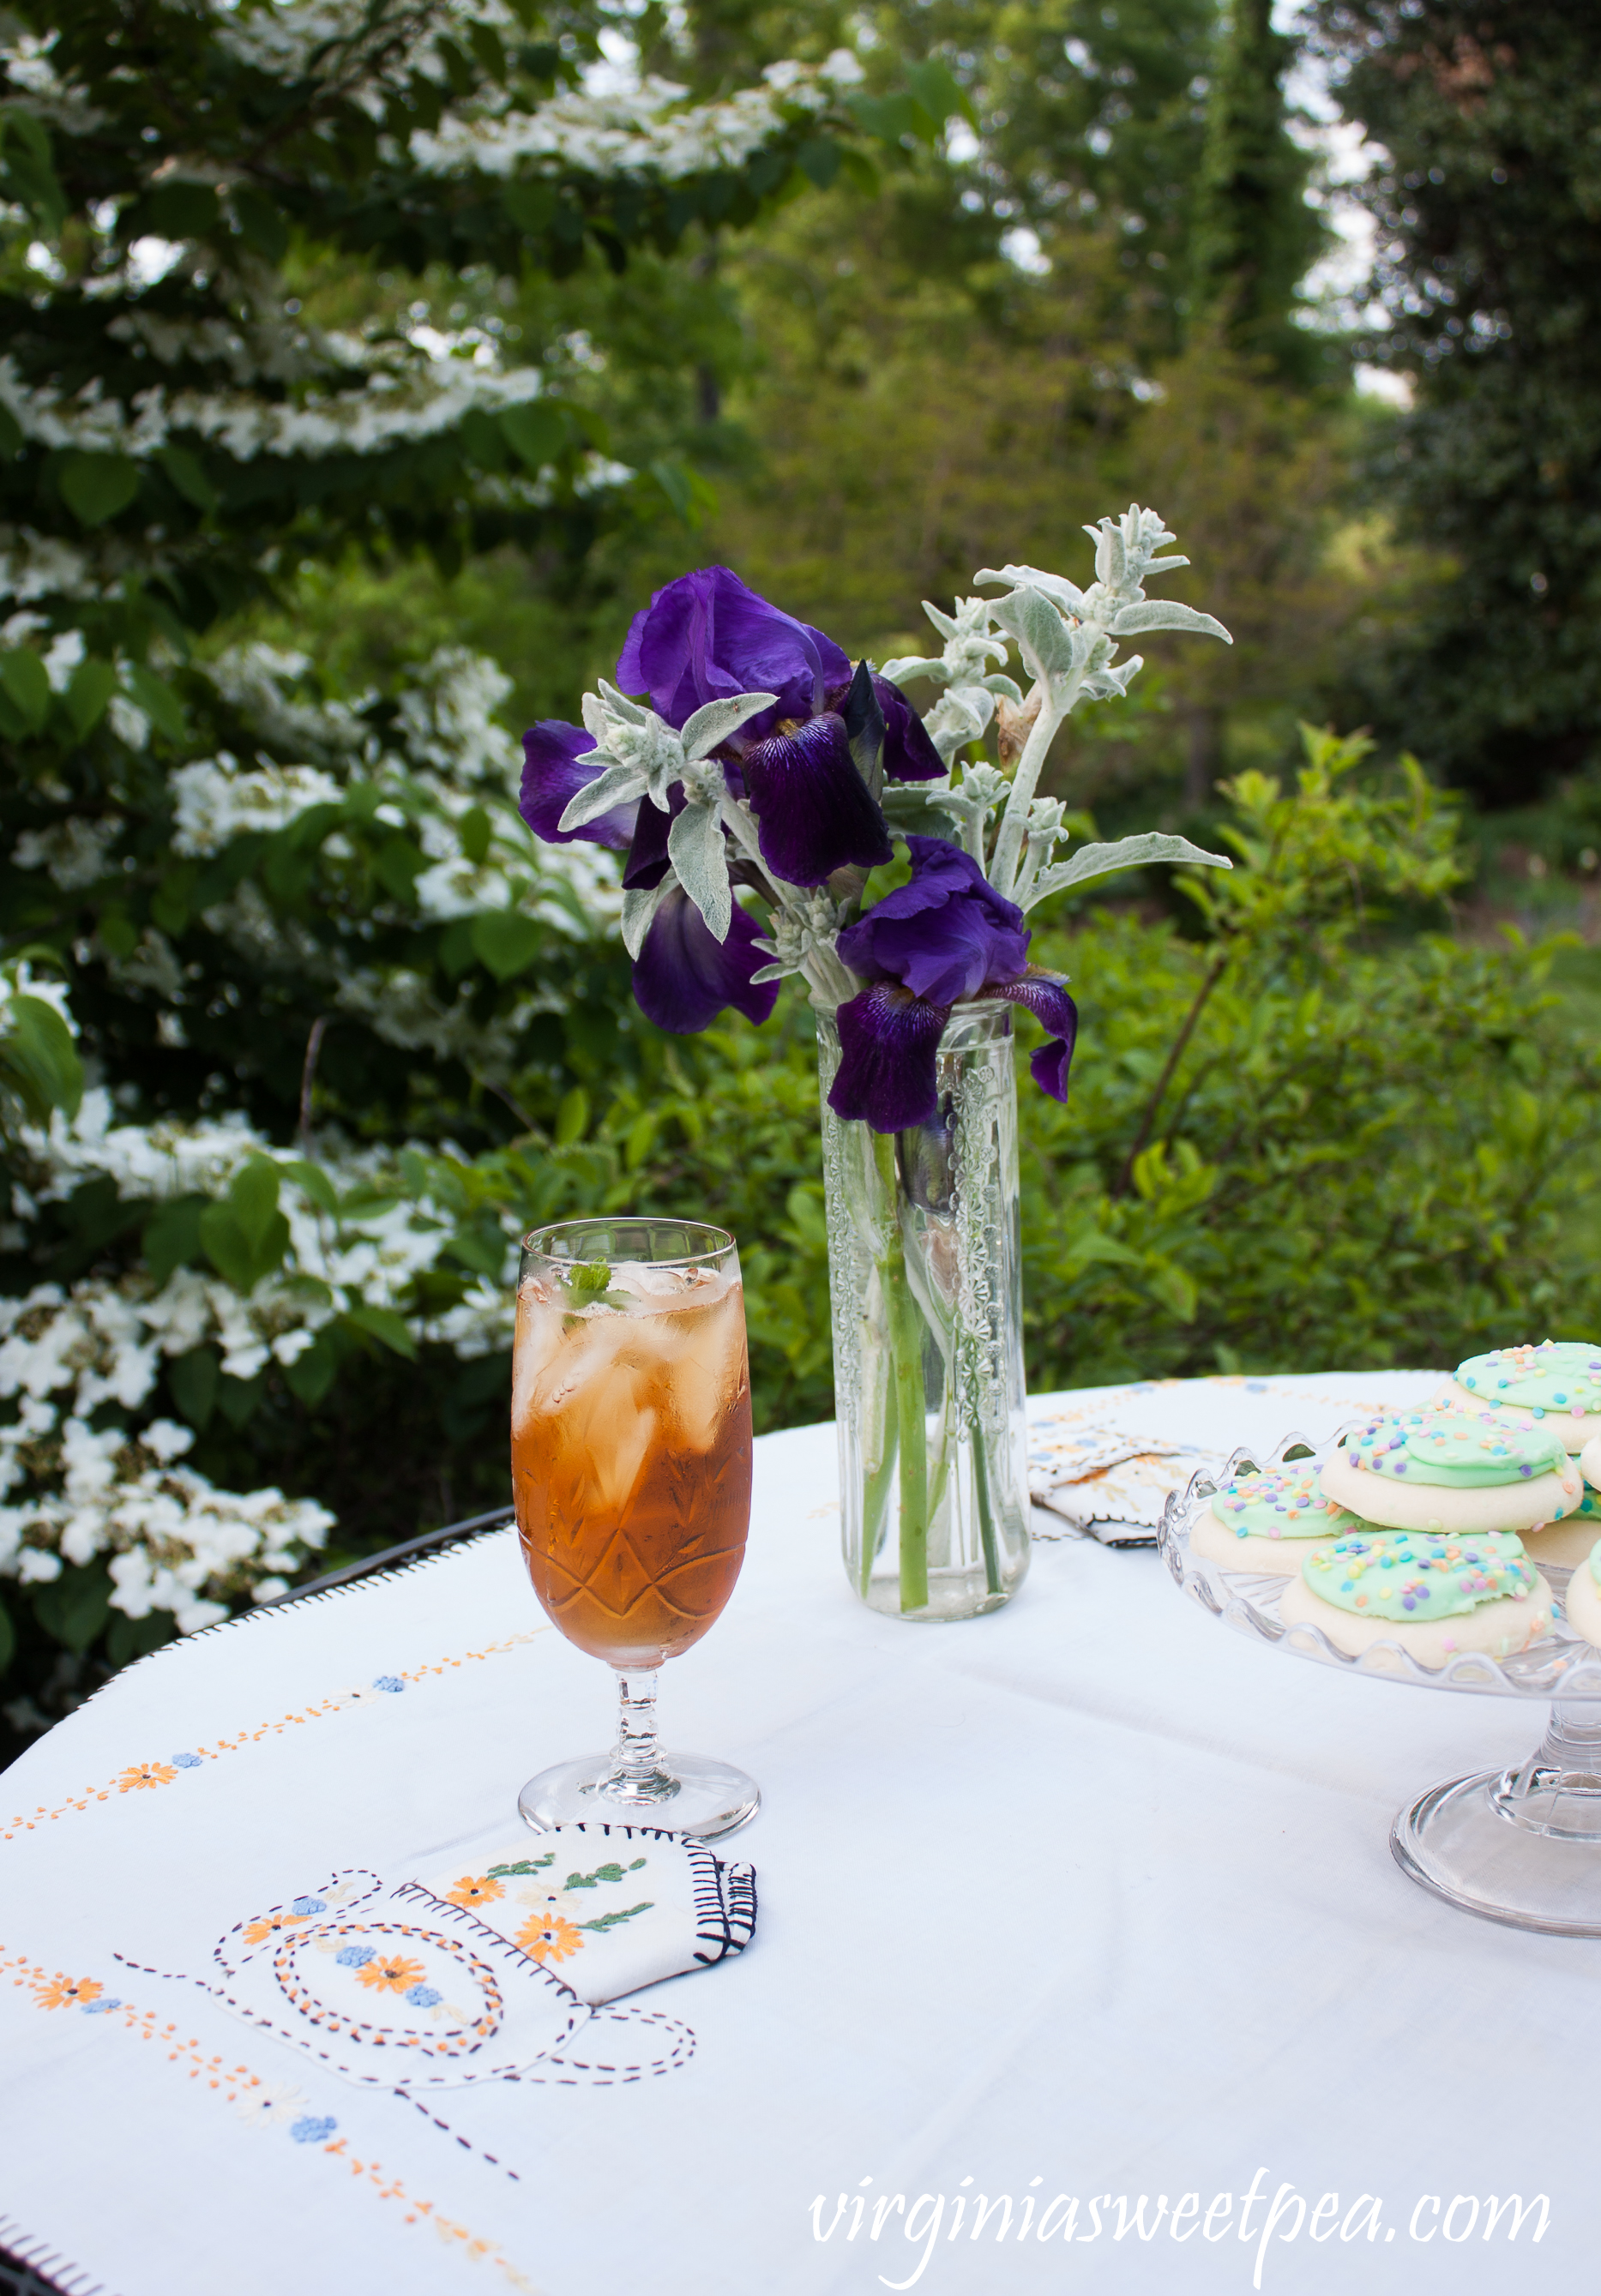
[1190,0,1331,383]
[1315,0,1601,800]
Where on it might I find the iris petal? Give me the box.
[520,721,634,849]
[835,835,1029,996]
[742,714,893,887]
[631,888,779,1035]
[872,675,946,782]
[617,566,850,737]
[621,786,685,891]
[986,973,1080,1103]
[828,983,950,1133]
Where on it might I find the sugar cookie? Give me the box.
[1319,1405,1579,1534]
[1189,1464,1378,1576]
[1564,1541,1601,1647]
[1442,1339,1601,1449]
[1279,1529,1554,1667]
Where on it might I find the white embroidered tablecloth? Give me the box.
[4,1369,1594,2296]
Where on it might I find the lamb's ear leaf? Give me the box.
[621,878,671,959]
[1109,601,1232,643]
[984,587,1076,684]
[557,759,645,832]
[1023,833,1232,910]
[680,691,777,760]
[667,798,731,942]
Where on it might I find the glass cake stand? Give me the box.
[1159,1430,1601,1938]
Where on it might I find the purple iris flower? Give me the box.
[632,888,779,1036]
[829,837,1079,1133]
[521,571,945,899]
[617,565,848,739]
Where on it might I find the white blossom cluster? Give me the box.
[0,1068,516,1632]
[0,349,556,466]
[0,627,616,1635]
[412,53,865,180]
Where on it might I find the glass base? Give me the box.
[518,1750,760,1842]
[1391,1704,1601,1935]
[859,1558,1023,1622]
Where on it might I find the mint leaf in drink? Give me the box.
[565,1261,613,1297]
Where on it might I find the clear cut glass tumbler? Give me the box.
[510,1217,759,1840]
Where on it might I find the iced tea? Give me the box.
[511,1259,753,1667]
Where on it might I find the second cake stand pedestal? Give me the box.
[1160,1435,1601,1938]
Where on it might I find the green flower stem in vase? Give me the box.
[816,1005,1031,1620]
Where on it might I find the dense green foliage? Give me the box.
[1315,0,1601,800]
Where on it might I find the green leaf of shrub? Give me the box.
[59,450,141,526]
[66,657,117,736]
[143,1196,207,1282]
[123,663,187,742]
[471,909,544,980]
[280,1157,340,1217]
[216,1370,266,1427]
[228,1158,283,1251]
[284,1331,339,1405]
[0,648,51,731]
[499,401,567,470]
[340,1303,418,1359]
[168,1344,220,1429]
[2,995,83,1121]
[157,445,219,513]
[32,1561,113,1656]
[458,805,491,864]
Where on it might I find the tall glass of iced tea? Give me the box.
[511,1217,758,1839]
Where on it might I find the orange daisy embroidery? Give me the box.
[242,1910,310,1946]
[355,1954,426,1995]
[443,1875,503,1911]
[116,1763,178,1792]
[515,1911,583,1964]
[34,1973,103,2011]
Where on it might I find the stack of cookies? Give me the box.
[1192,1338,1601,1666]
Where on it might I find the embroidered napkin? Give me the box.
[410,1818,756,2009]
[1027,1420,1218,1547]
[119,1820,755,2094]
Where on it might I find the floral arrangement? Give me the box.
[518,503,1233,1125]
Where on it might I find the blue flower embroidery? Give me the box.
[82,1997,121,2014]
[403,1985,442,2008]
[335,1944,375,1968]
[372,1676,405,1693]
[171,1752,202,1769]
[290,2116,338,2144]
[290,1897,327,1917]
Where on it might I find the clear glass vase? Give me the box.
[816,1002,1031,1621]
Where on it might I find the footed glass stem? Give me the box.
[1392,1700,1601,1935]
[519,1668,759,1842]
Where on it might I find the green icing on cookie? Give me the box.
[1208,1467,1364,1543]
[1303,1529,1537,1621]
[1343,1405,1568,1490]
[1456,1339,1601,1423]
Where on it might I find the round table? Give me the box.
[1,1374,1591,2295]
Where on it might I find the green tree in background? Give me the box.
[1190,0,1332,382]
[1315,0,1601,802]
